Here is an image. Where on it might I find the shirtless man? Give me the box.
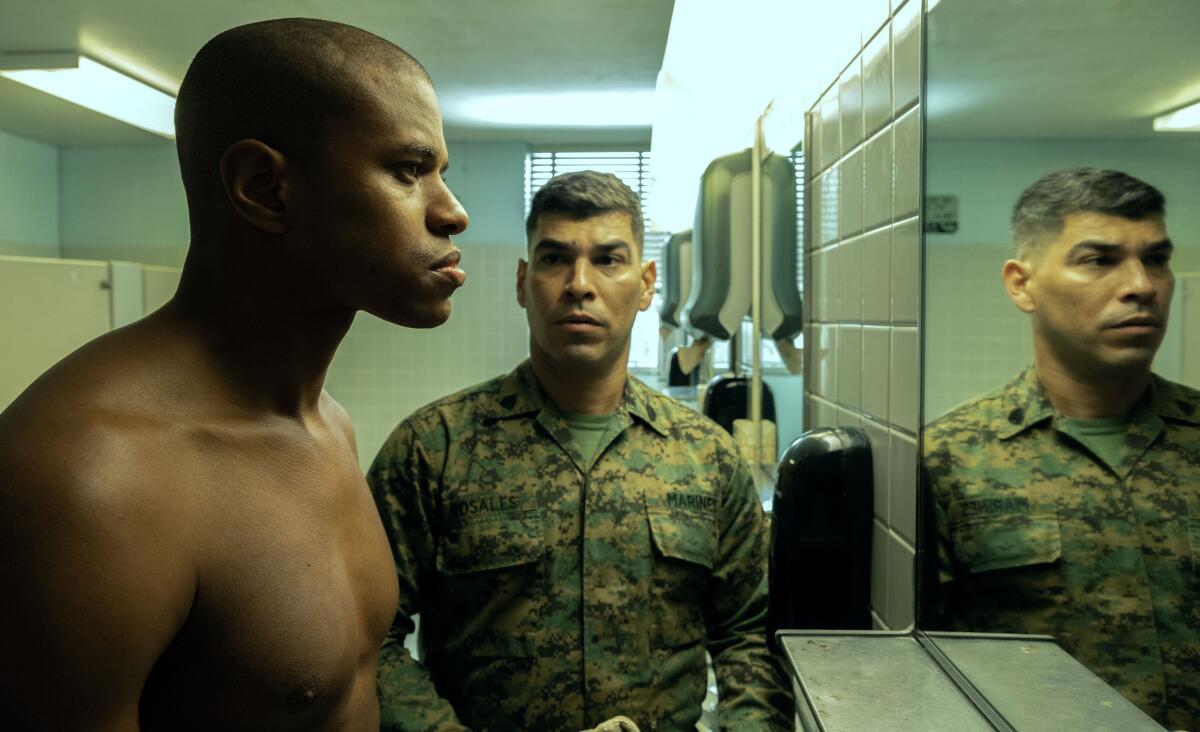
[0,18,468,731]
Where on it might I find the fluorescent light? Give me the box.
[1154,101,1200,132]
[650,0,805,231]
[0,53,175,139]
[455,90,654,127]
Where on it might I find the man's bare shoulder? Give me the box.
[0,320,203,727]
[0,315,222,541]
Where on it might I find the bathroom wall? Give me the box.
[803,0,922,631]
[0,129,60,256]
[55,139,530,264]
[924,137,1200,418]
[5,136,536,469]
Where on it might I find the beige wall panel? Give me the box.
[0,256,111,411]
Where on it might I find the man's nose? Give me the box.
[428,181,469,236]
[1118,260,1157,302]
[564,260,595,299]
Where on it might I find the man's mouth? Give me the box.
[1108,315,1160,329]
[1106,314,1162,336]
[431,250,466,286]
[557,313,604,328]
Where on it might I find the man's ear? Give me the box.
[638,259,657,311]
[516,259,528,309]
[219,139,290,234]
[1002,258,1036,313]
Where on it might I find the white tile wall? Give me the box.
[894,108,922,218]
[892,217,921,323]
[862,29,893,137]
[893,0,921,114]
[886,535,916,629]
[871,519,890,616]
[889,430,918,543]
[889,326,920,435]
[862,0,892,48]
[839,150,865,239]
[840,235,863,321]
[802,3,922,633]
[815,324,838,400]
[811,249,827,321]
[839,59,865,155]
[864,128,894,230]
[862,227,892,323]
[837,324,863,410]
[819,94,841,173]
[819,167,840,245]
[862,326,890,420]
[862,417,891,524]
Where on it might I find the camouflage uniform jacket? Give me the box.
[368,361,792,732]
[924,365,1200,730]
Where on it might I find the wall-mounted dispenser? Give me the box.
[682,148,800,340]
[769,426,874,639]
[658,229,693,329]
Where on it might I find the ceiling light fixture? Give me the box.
[1153,100,1200,132]
[455,90,655,127]
[0,52,176,139]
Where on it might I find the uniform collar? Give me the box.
[997,364,1200,440]
[487,360,670,438]
[995,366,1057,440]
[1144,373,1200,426]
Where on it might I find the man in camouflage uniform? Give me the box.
[369,171,793,731]
[924,168,1200,730]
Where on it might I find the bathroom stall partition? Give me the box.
[0,254,180,412]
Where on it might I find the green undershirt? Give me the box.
[562,411,616,466]
[1062,415,1133,471]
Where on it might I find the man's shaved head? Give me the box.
[175,18,430,218]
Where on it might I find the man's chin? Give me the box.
[368,299,452,329]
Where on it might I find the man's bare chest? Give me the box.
[142,438,398,730]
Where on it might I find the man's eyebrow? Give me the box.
[593,241,633,253]
[532,239,572,253]
[390,142,438,159]
[1068,239,1174,255]
[531,240,633,255]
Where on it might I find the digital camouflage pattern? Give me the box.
[924,365,1200,730]
[368,361,793,732]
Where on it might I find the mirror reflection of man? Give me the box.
[0,19,468,729]
[368,171,793,731]
[924,168,1199,729]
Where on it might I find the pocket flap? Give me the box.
[647,506,717,569]
[950,502,1062,574]
[437,508,544,575]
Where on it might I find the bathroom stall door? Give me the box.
[0,256,111,412]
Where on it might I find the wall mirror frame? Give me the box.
[915,1,1200,729]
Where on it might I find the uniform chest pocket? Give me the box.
[436,507,545,575]
[949,505,1062,575]
[434,508,545,658]
[647,506,717,648]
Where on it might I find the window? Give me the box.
[524,150,670,370]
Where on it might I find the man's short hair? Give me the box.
[525,171,645,250]
[175,18,429,217]
[1011,167,1166,258]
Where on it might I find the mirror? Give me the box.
[920,1,1200,729]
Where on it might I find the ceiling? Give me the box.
[0,0,674,147]
[926,0,1200,138]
